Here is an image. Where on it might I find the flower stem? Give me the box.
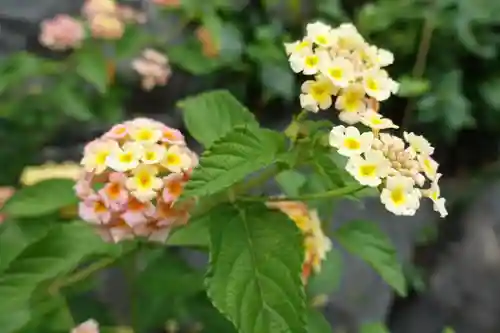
[238,184,366,202]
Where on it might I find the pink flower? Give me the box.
[134,223,170,242]
[162,173,184,203]
[78,194,111,224]
[132,49,171,91]
[39,15,84,51]
[160,126,185,145]
[121,197,154,227]
[71,319,99,333]
[82,0,116,19]
[104,124,128,140]
[99,181,128,210]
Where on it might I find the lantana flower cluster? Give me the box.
[286,22,447,218]
[76,118,198,243]
[267,201,332,282]
[39,0,145,50]
[285,21,398,124]
[132,49,172,91]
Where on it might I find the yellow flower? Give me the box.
[125,164,162,202]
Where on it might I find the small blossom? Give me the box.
[161,126,185,145]
[380,175,421,216]
[329,125,373,157]
[306,21,335,48]
[335,84,366,124]
[126,164,163,202]
[362,69,396,101]
[346,150,391,187]
[404,131,434,156]
[285,39,313,58]
[377,48,394,67]
[162,173,185,203]
[335,23,366,51]
[320,54,355,88]
[78,194,111,224]
[128,120,163,144]
[106,142,143,172]
[422,173,447,217]
[121,197,154,227]
[300,75,337,112]
[72,319,99,333]
[99,180,128,210]
[132,49,171,91]
[39,15,84,51]
[81,140,119,174]
[161,145,191,173]
[418,154,439,180]
[289,50,320,75]
[82,0,117,19]
[104,124,128,140]
[142,143,166,164]
[360,110,398,130]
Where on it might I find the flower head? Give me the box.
[329,125,373,157]
[132,49,171,91]
[77,118,198,243]
[39,15,84,51]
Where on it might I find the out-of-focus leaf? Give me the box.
[397,76,431,97]
[480,77,500,110]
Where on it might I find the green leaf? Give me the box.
[480,77,500,111]
[306,309,331,333]
[167,214,210,247]
[0,217,55,273]
[306,248,342,297]
[311,149,348,189]
[0,222,111,332]
[18,292,74,333]
[443,327,456,333]
[76,46,108,94]
[57,85,93,121]
[360,322,389,333]
[397,76,430,97]
[115,26,145,59]
[132,249,204,333]
[206,202,307,333]
[275,170,306,197]
[168,38,224,75]
[179,90,258,147]
[182,126,286,199]
[333,220,406,296]
[2,179,78,218]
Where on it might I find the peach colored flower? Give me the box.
[39,14,84,51]
[82,0,117,19]
[89,14,124,40]
[132,49,171,91]
[76,118,198,243]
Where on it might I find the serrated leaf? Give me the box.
[306,309,331,333]
[0,222,111,332]
[306,248,342,297]
[311,149,347,189]
[206,202,306,333]
[76,46,108,94]
[132,249,204,333]
[360,322,389,333]
[333,220,406,296]
[167,214,210,247]
[2,179,78,218]
[179,90,258,147]
[0,217,55,273]
[182,126,286,199]
[275,170,306,197]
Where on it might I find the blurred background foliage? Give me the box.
[1,0,500,181]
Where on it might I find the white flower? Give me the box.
[161,145,192,173]
[423,173,447,218]
[141,143,166,164]
[126,164,162,202]
[289,50,320,75]
[329,125,373,157]
[299,75,337,112]
[346,150,391,187]
[306,21,334,48]
[418,154,439,180]
[319,53,355,88]
[380,175,421,216]
[403,132,434,155]
[362,69,395,101]
[106,142,143,172]
[335,84,366,124]
[284,39,312,57]
[360,110,399,130]
[377,48,394,67]
[335,23,365,51]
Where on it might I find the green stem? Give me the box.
[238,184,366,202]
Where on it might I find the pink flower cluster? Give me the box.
[76,118,198,243]
[39,14,84,51]
[132,49,172,91]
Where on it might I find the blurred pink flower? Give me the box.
[132,49,171,91]
[82,0,116,19]
[71,319,99,333]
[39,14,84,51]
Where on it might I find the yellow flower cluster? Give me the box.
[285,21,399,125]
